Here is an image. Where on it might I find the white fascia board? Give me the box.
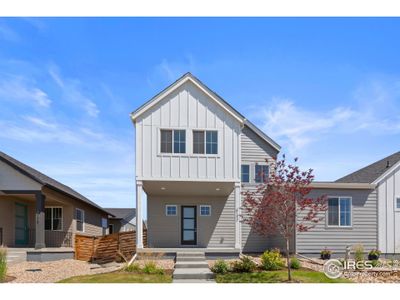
[372,160,400,185]
[130,75,244,124]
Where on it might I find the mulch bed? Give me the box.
[0,275,16,283]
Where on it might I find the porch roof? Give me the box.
[0,151,112,216]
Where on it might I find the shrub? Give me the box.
[260,249,284,271]
[0,248,7,282]
[124,262,141,273]
[142,261,164,275]
[353,244,364,263]
[368,249,381,261]
[320,248,332,260]
[290,257,301,269]
[231,256,256,273]
[211,259,229,274]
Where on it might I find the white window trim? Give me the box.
[159,128,186,155]
[199,205,211,216]
[395,197,400,212]
[76,208,85,232]
[241,164,251,184]
[165,204,177,216]
[326,196,353,228]
[192,129,218,156]
[45,206,63,231]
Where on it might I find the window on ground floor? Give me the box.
[45,207,63,231]
[76,208,85,232]
[166,205,177,216]
[327,197,352,227]
[396,197,400,211]
[200,205,211,216]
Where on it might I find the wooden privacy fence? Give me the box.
[75,230,147,263]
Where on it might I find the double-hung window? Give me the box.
[192,130,218,154]
[255,165,269,183]
[160,129,186,154]
[45,207,63,231]
[327,197,352,227]
[76,208,85,232]
[241,165,250,183]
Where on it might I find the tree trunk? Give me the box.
[286,238,292,282]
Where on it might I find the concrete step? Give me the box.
[173,279,216,283]
[176,252,205,258]
[174,261,209,269]
[173,268,215,280]
[176,256,206,262]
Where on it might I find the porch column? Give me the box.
[136,181,143,249]
[234,182,241,250]
[35,192,46,249]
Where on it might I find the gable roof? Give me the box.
[106,208,136,221]
[130,72,281,152]
[0,151,112,216]
[336,151,400,184]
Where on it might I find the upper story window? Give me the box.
[160,129,186,154]
[241,164,250,183]
[193,130,218,154]
[255,165,269,183]
[327,197,352,227]
[396,197,400,210]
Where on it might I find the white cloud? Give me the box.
[255,78,400,154]
[48,64,100,117]
[0,76,52,107]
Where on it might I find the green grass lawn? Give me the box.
[58,271,173,283]
[216,269,352,283]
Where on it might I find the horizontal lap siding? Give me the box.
[296,188,378,254]
[147,194,235,248]
[240,126,282,252]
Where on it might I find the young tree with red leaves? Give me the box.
[241,155,327,281]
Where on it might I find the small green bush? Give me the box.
[124,263,141,273]
[260,249,284,271]
[290,257,301,269]
[231,256,256,273]
[0,248,7,282]
[211,259,229,274]
[142,261,164,275]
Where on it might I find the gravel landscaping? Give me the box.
[7,259,123,283]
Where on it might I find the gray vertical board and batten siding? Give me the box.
[296,188,378,254]
[240,126,285,252]
[147,193,235,248]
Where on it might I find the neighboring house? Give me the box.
[106,208,137,233]
[130,72,400,256]
[0,151,111,252]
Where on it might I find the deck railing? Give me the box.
[28,229,73,248]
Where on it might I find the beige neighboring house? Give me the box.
[0,151,111,260]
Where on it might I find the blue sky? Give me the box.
[1,18,400,209]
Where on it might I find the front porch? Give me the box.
[0,191,73,249]
[135,179,242,251]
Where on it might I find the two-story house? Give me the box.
[131,73,400,256]
[130,73,282,254]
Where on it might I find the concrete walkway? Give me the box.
[173,252,215,283]
[6,248,28,265]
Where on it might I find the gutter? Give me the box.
[310,181,376,190]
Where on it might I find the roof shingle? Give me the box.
[336,151,400,183]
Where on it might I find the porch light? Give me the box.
[216,188,220,191]
[161,187,166,190]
